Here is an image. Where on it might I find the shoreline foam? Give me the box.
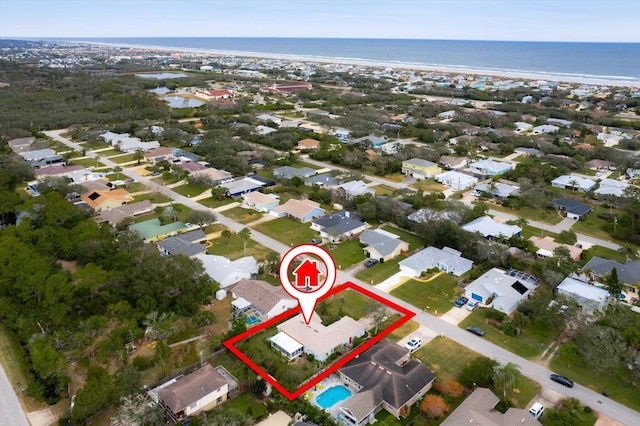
[73,39,640,88]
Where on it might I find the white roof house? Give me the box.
[532,124,559,134]
[551,175,596,192]
[473,182,519,199]
[514,122,533,133]
[462,216,522,239]
[19,148,57,161]
[468,159,513,176]
[335,180,375,199]
[400,246,473,277]
[595,179,629,197]
[557,277,609,313]
[434,171,478,190]
[197,255,258,288]
[464,268,539,315]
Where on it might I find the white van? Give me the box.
[529,402,544,418]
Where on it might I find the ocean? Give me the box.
[66,37,640,84]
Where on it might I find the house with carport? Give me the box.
[464,268,539,315]
[270,314,365,362]
[359,229,409,262]
[230,279,297,321]
[399,246,473,277]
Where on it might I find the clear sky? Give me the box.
[1,0,639,42]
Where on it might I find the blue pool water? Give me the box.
[246,315,261,325]
[316,385,352,409]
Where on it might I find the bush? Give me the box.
[434,378,465,397]
[420,394,449,418]
[501,321,517,336]
[495,398,512,413]
[485,309,506,322]
[459,357,498,388]
[132,355,154,371]
[193,310,216,327]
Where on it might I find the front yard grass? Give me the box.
[387,319,420,342]
[253,217,317,246]
[329,239,366,269]
[571,210,625,241]
[391,274,461,316]
[207,232,276,261]
[371,184,398,196]
[132,192,173,203]
[458,309,559,359]
[197,196,235,209]
[224,392,269,420]
[356,255,405,284]
[410,179,447,193]
[549,348,640,412]
[109,153,142,164]
[316,288,373,322]
[221,206,265,224]
[171,184,210,198]
[488,203,562,225]
[381,225,425,251]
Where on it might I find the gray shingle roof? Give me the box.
[157,365,228,414]
[156,230,206,257]
[583,256,640,285]
[313,210,366,235]
[232,279,293,316]
[552,198,592,216]
[359,229,405,258]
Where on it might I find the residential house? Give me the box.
[305,173,339,188]
[334,129,351,141]
[231,279,297,321]
[273,166,317,180]
[190,168,233,185]
[19,148,57,162]
[143,146,177,164]
[439,155,468,170]
[547,118,572,128]
[297,138,321,150]
[256,114,282,124]
[311,211,368,241]
[472,182,519,199]
[557,277,609,314]
[198,255,259,288]
[408,208,464,224]
[587,159,616,171]
[438,110,457,120]
[350,135,387,147]
[254,125,277,135]
[468,159,513,176]
[337,339,436,425]
[219,177,265,197]
[242,192,280,212]
[272,199,325,222]
[156,364,231,418]
[529,236,582,262]
[595,179,629,198]
[551,175,596,192]
[7,136,35,153]
[582,256,640,287]
[401,158,442,179]
[157,230,207,257]
[98,200,153,227]
[462,216,522,240]
[335,180,375,200]
[197,89,234,100]
[532,124,560,134]
[80,188,133,212]
[399,246,473,277]
[270,314,365,362]
[434,171,478,191]
[625,168,640,179]
[359,229,409,262]
[441,387,541,426]
[34,165,84,179]
[130,218,187,243]
[464,268,539,315]
[552,198,592,220]
[514,122,533,133]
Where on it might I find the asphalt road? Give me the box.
[0,363,30,426]
[43,129,640,425]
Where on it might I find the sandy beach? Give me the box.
[80,40,640,88]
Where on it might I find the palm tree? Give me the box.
[113,165,123,180]
[492,362,522,399]
[133,149,144,165]
[514,217,528,228]
[618,244,638,260]
[238,227,251,256]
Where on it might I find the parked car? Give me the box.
[454,296,469,307]
[309,238,322,244]
[151,171,160,176]
[404,337,422,352]
[550,373,574,388]
[466,326,485,336]
[466,300,479,311]
[364,259,379,268]
[529,402,544,419]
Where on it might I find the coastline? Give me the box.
[76,39,640,88]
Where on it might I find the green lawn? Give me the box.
[356,255,405,284]
[381,225,425,251]
[132,192,173,203]
[521,224,560,240]
[458,309,559,359]
[415,338,540,409]
[329,240,366,269]
[197,196,235,209]
[95,149,122,157]
[371,184,398,196]
[549,347,640,412]
[125,182,149,193]
[571,210,625,241]
[486,203,562,225]
[172,184,211,198]
[581,245,630,264]
[253,218,317,246]
[316,288,373,322]
[410,179,447,193]
[208,232,276,260]
[391,274,461,316]
[70,157,103,168]
[221,206,265,224]
[387,319,420,342]
[109,153,142,164]
[224,392,269,420]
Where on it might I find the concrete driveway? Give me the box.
[440,306,472,325]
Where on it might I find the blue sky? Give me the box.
[1,0,639,42]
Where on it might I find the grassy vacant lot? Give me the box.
[356,255,406,284]
[171,184,211,198]
[415,338,540,409]
[109,153,141,164]
[391,274,461,316]
[410,179,447,193]
[132,192,173,203]
[521,224,560,240]
[381,225,425,251]
[253,217,317,246]
[70,157,102,168]
[95,149,122,157]
[387,319,420,342]
[329,239,366,269]
[197,196,235,209]
[221,206,265,224]
[582,245,630,264]
[458,309,559,359]
[207,232,276,260]
[488,203,562,225]
[371,184,398,196]
[125,182,149,193]
[571,210,623,241]
[316,288,372,321]
[385,173,407,183]
[224,392,269,420]
[549,350,640,412]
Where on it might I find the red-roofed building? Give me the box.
[197,89,234,101]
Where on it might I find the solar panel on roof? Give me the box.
[511,281,528,295]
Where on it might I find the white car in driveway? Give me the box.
[466,300,479,311]
[404,337,422,352]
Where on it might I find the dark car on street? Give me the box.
[550,373,574,388]
[466,326,485,336]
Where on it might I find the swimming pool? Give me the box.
[246,315,261,325]
[316,385,352,409]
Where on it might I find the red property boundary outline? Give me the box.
[223,281,415,400]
